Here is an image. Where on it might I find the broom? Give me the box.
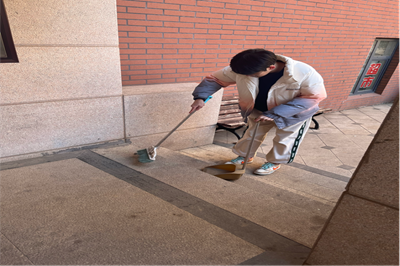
[137,95,212,163]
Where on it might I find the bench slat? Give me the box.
[219,113,242,119]
[217,97,244,139]
[222,96,239,100]
[218,117,245,124]
[219,108,241,115]
[220,103,239,109]
[221,100,240,105]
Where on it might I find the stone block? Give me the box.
[123,83,223,148]
[348,99,399,208]
[0,97,124,158]
[0,47,122,105]
[305,193,399,265]
[4,0,119,46]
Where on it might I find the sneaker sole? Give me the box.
[253,166,280,175]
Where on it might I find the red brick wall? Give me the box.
[117,0,399,111]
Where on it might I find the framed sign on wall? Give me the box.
[1,0,19,63]
[352,39,399,95]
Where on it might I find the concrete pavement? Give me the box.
[0,103,392,265]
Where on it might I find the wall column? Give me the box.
[305,98,399,265]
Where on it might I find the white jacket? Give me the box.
[193,54,327,129]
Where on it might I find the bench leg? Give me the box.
[216,124,244,140]
[241,125,249,139]
[311,117,320,130]
[229,129,241,140]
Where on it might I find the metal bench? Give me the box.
[216,96,246,140]
[216,95,332,138]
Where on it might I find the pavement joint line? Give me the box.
[313,130,350,169]
[284,161,351,183]
[1,232,34,265]
[77,150,311,258]
[339,110,375,135]
[0,151,83,171]
[357,108,388,123]
[213,141,351,183]
[323,115,348,135]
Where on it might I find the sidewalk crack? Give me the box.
[1,232,34,265]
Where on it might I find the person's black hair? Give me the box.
[230,49,277,75]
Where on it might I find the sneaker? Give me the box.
[225,156,254,165]
[254,162,281,175]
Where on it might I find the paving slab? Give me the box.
[334,112,382,134]
[0,158,264,265]
[342,134,375,150]
[309,116,343,134]
[314,133,368,167]
[245,167,345,203]
[357,106,391,122]
[374,103,393,111]
[341,109,382,124]
[187,144,347,202]
[179,146,341,211]
[316,132,370,150]
[233,175,336,213]
[81,150,311,260]
[93,144,329,248]
[329,126,372,136]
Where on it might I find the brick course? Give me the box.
[117,0,399,110]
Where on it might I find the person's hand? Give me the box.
[190,99,205,113]
[255,115,274,122]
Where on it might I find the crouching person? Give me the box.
[190,49,327,175]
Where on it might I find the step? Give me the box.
[180,144,347,205]
[93,143,339,249]
[0,157,264,265]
